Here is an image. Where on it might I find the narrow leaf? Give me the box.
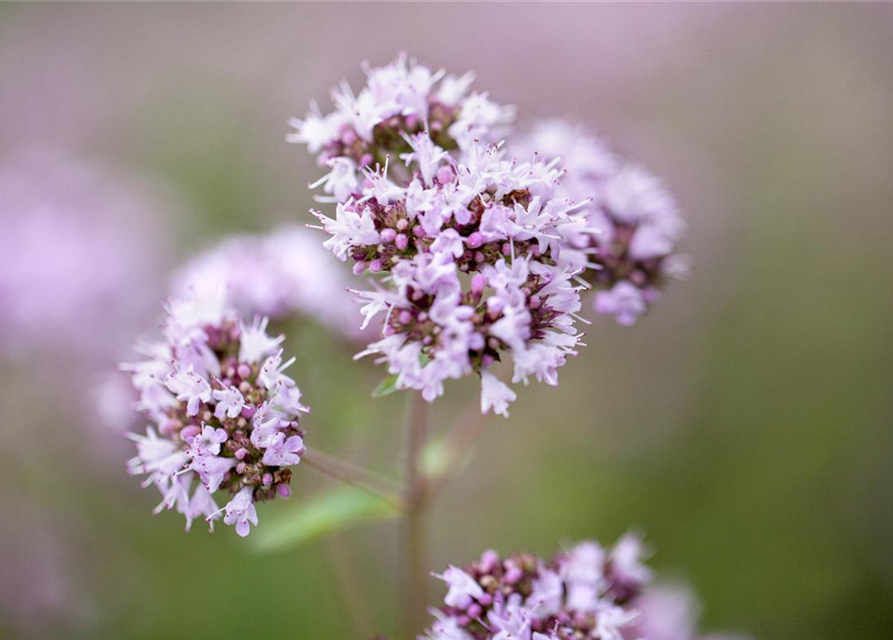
[371,374,400,398]
[251,486,400,553]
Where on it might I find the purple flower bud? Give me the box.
[465,232,484,249]
[380,228,397,243]
[353,261,367,275]
[436,165,456,184]
[180,425,200,441]
[395,233,409,250]
[276,484,291,498]
[369,259,383,273]
[471,273,486,295]
[159,419,180,436]
[505,566,523,584]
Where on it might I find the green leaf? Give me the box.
[371,374,400,398]
[251,486,400,553]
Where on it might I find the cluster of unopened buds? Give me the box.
[290,54,687,416]
[123,289,309,536]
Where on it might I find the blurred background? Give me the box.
[1,3,892,639]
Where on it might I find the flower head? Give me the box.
[123,291,309,536]
[295,67,584,416]
[423,536,652,640]
[288,54,515,189]
[0,149,170,359]
[171,224,368,342]
[514,120,687,325]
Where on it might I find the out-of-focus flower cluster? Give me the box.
[0,149,170,359]
[290,55,590,416]
[514,120,688,326]
[422,536,742,640]
[123,290,309,536]
[171,224,367,342]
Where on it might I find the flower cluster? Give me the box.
[122,289,309,536]
[0,148,170,358]
[291,57,586,416]
[424,535,652,640]
[423,536,743,640]
[171,224,367,342]
[288,52,515,181]
[515,120,687,326]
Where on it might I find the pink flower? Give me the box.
[595,281,649,326]
[435,566,485,609]
[223,487,258,538]
[480,372,517,418]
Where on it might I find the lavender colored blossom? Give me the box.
[422,535,652,640]
[624,584,751,640]
[288,53,515,183]
[291,58,587,416]
[0,148,170,359]
[418,536,746,640]
[122,289,309,536]
[171,224,368,342]
[514,120,688,325]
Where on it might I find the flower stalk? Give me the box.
[402,391,429,640]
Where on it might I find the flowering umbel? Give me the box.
[515,120,688,326]
[422,535,651,640]
[290,55,587,417]
[419,536,744,640]
[122,289,309,536]
[171,224,369,343]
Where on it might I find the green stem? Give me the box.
[402,391,428,640]
[426,400,489,502]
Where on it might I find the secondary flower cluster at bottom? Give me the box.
[123,290,309,536]
[424,535,650,640]
[411,536,742,640]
